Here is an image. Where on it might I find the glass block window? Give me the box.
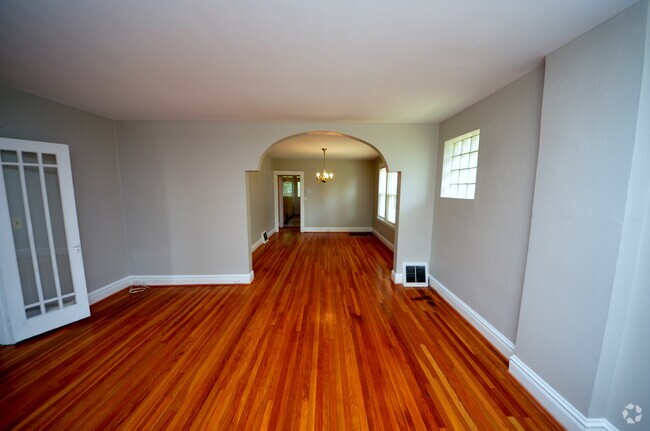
[441,130,480,199]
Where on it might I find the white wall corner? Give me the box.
[88,276,132,305]
[509,356,619,431]
[428,275,515,358]
[391,270,403,284]
[372,228,395,251]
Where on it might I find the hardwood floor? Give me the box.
[0,230,563,430]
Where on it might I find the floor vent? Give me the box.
[403,263,428,287]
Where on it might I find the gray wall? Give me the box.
[0,86,128,292]
[246,156,275,246]
[602,141,650,427]
[272,158,375,229]
[430,66,544,343]
[515,1,648,415]
[116,121,437,277]
[597,3,650,424]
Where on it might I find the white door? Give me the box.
[0,138,90,343]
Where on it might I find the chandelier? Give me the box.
[316,148,334,183]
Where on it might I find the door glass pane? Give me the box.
[45,299,60,313]
[44,167,74,296]
[2,165,41,312]
[62,296,76,308]
[25,306,41,318]
[22,152,38,164]
[42,154,57,165]
[24,166,57,301]
[1,150,18,162]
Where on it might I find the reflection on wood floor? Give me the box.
[285,214,300,227]
[0,230,564,430]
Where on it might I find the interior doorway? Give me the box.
[273,171,304,232]
[249,131,398,280]
[280,175,301,227]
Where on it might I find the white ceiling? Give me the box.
[265,132,380,160]
[0,0,638,123]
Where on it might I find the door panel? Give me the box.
[0,138,89,343]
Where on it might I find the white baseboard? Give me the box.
[251,237,264,252]
[132,272,254,286]
[303,226,372,233]
[372,228,395,251]
[509,356,618,431]
[88,276,132,305]
[88,272,255,305]
[391,270,403,284]
[251,228,277,252]
[428,275,515,358]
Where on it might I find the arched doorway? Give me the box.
[246,131,399,269]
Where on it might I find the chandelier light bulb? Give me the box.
[316,148,334,183]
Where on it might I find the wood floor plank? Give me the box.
[0,230,565,430]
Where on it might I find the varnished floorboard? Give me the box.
[0,230,564,430]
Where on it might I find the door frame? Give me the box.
[273,171,305,233]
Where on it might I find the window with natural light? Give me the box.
[282,180,293,197]
[441,129,480,199]
[377,167,398,224]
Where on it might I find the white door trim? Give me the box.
[273,171,305,233]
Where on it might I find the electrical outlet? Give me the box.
[11,216,23,230]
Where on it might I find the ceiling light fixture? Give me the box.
[316,148,334,183]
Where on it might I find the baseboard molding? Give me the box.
[89,272,255,305]
[372,228,395,251]
[251,237,264,252]
[303,227,372,233]
[509,356,618,431]
[428,275,515,358]
[132,272,254,286]
[251,228,278,252]
[391,270,403,284]
[88,276,132,305]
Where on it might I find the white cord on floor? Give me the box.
[129,280,149,295]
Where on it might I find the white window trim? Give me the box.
[378,166,387,220]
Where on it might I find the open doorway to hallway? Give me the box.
[279,175,301,228]
[273,170,305,233]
